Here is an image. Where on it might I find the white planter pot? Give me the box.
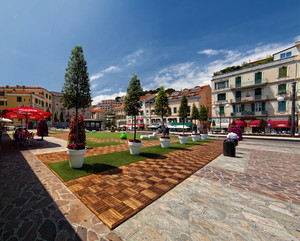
[128,141,142,155]
[178,135,188,144]
[67,148,87,168]
[160,138,171,148]
[201,134,208,140]
[191,134,200,142]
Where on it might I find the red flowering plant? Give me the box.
[67,115,86,150]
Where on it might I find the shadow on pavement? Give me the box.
[0,133,81,240]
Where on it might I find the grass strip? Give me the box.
[85,140,124,148]
[48,138,212,182]
[86,132,155,141]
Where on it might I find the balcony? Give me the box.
[230,78,268,90]
[230,95,268,104]
[231,110,268,117]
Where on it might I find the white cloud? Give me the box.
[149,40,296,91]
[124,49,144,66]
[92,91,126,105]
[197,49,220,56]
[90,65,120,81]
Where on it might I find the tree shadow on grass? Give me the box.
[81,163,122,175]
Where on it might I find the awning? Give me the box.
[138,124,144,127]
[231,120,247,127]
[268,121,297,128]
[249,120,267,127]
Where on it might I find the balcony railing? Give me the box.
[231,110,268,117]
[230,95,268,103]
[230,78,268,89]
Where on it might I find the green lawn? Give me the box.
[86,132,155,140]
[48,138,212,182]
[85,140,124,148]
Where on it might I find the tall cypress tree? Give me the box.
[61,46,91,147]
[59,110,64,123]
[154,86,171,137]
[178,95,189,135]
[191,103,199,133]
[124,74,143,141]
[199,105,208,132]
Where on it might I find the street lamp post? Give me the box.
[212,102,231,131]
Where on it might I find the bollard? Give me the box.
[223,138,236,157]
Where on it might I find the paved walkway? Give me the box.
[1,133,300,240]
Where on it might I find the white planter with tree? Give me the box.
[124,74,144,155]
[61,46,91,169]
[154,87,171,148]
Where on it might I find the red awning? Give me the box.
[231,120,247,127]
[249,120,267,127]
[138,124,144,127]
[268,121,297,128]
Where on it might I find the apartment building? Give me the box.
[94,98,124,111]
[112,105,126,128]
[51,91,92,125]
[0,85,52,126]
[145,85,211,130]
[211,41,300,133]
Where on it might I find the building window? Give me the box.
[215,80,228,90]
[17,96,22,102]
[278,101,286,112]
[49,95,51,100]
[255,72,262,84]
[235,91,241,101]
[0,101,5,105]
[280,51,292,59]
[278,84,286,94]
[173,107,177,114]
[46,93,48,98]
[278,66,287,78]
[219,106,224,114]
[35,98,38,104]
[0,91,4,96]
[217,93,226,101]
[235,76,241,88]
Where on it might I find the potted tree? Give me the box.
[178,94,189,144]
[37,119,48,140]
[61,46,91,168]
[199,105,208,139]
[191,103,200,142]
[124,74,143,155]
[154,86,171,148]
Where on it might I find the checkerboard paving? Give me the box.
[64,140,223,229]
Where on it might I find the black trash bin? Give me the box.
[223,138,235,157]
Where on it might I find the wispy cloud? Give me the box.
[90,49,145,82]
[197,49,220,56]
[92,91,126,105]
[90,65,120,81]
[124,49,144,66]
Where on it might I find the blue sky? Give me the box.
[1,0,300,104]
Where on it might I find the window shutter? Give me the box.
[251,104,255,112]
[262,102,265,111]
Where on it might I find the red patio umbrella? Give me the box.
[0,106,52,126]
